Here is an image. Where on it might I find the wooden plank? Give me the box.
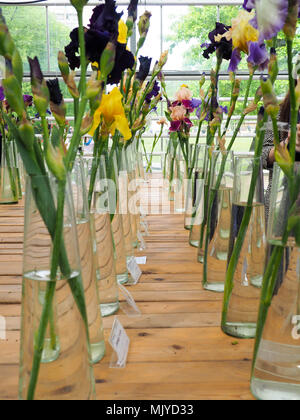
[0,174,257,401]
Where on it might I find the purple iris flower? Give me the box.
[0,86,5,102]
[191,98,202,109]
[247,42,269,71]
[145,80,160,104]
[65,0,134,85]
[202,22,233,61]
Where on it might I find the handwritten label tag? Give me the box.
[127,256,142,285]
[119,284,141,317]
[109,317,130,368]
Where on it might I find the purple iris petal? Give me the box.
[247,42,269,71]
[184,118,193,128]
[255,0,289,41]
[145,80,160,104]
[243,0,256,11]
[220,105,228,114]
[182,100,194,112]
[191,98,202,109]
[23,94,33,107]
[169,120,182,132]
[228,48,242,73]
[0,86,5,102]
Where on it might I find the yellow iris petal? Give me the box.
[89,87,131,141]
[111,115,132,141]
[88,106,102,136]
[118,20,128,44]
[231,10,259,54]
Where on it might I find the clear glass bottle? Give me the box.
[222,155,266,338]
[71,159,106,362]
[202,150,234,292]
[189,144,209,247]
[251,163,300,400]
[87,155,120,317]
[0,138,18,204]
[19,175,95,400]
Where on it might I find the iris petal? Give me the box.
[255,0,289,40]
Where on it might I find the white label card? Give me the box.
[119,284,141,317]
[127,256,142,285]
[109,317,130,368]
[135,256,147,265]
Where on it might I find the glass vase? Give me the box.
[222,155,266,338]
[184,145,198,230]
[251,163,300,400]
[71,159,105,363]
[189,145,209,247]
[0,138,19,204]
[88,154,119,317]
[111,151,129,285]
[202,150,234,292]
[126,146,139,248]
[19,175,95,400]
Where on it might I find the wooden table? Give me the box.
[0,175,255,400]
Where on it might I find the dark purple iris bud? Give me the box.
[127,0,139,22]
[136,56,152,83]
[46,79,63,106]
[28,56,44,86]
[202,22,232,61]
[23,94,33,107]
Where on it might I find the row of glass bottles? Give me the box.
[18,144,146,400]
[165,143,300,400]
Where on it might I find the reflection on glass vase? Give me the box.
[202,150,234,292]
[71,159,105,363]
[251,163,300,400]
[222,155,266,339]
[111,152,129,285]
[189,145,209,247]
[19,176,95,400]
[88,155,119,317]
[0,138,19,204]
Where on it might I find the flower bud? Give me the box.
[46,143,66,181]
[0,14,14,60]
[28,56,49,118]
[100,41,116,81]
[137,11,152,50]
[86,73,102,99]
[158,50,168,69]
[199,73,206,89]
[283,0,298,40]
[260,76,279,118]
[275,142,293,177]
[268,48,279,83]
[18,117,34,152]
[2,74,24,118]
[80,112,93,136]
[11,49,23,87]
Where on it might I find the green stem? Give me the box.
[27,179,66,401]
[287,39,297,161]
[202,71,255,285]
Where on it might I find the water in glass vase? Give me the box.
[251,246,300,400]
[77,220,106,363]
[19,271,95,400]
[222,202,266,338]
[90,212,119,317]
[204,186,232,292]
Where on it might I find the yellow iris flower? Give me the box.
[231,10,259,54]
[118,20,128,44]
[89,87,132,141]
